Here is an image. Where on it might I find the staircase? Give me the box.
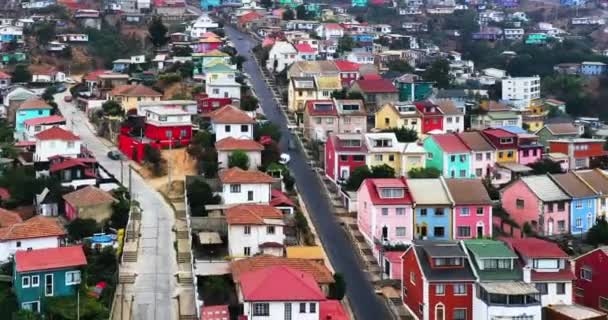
[122,251,138,263]
[176,230,189,240]
[118,273,136,284]
[177,252,192,264]
[177,272,194,285]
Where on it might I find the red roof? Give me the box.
[239,12,263,25]
[219,168,275,184]
[200,305,230,320]
[431,134,470,153]
[240,266,325,301]
[324,23,343,30]
[330,134,367,153]
[383,251,405,264]
[270,189,295,207]
[334,60,360,72]
[501,237,569,259]
[294,43,315,53]
[23,115,65,127]
[14,141,36,147]
[414,101,442,116]
[362,177,413,205]
[319,300,349,320]
[15,246,87,272]
[49,158,87,173]
[225,204,283,225]
[360,74,382,81]
[531,269,575,281]
[83,69,111,81]
[354,79,397,93]
[35,127,79,141]
[483,128,516,139]
[0,71,11,79]
[215,137,264,151]
[305,100,337,117]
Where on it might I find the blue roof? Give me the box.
[496,126,527,134]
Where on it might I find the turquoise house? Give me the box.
[14,246,87,312]
[15,98,52,136]
[423,134,472,179]
[201,0,221,10]
[394,75,433,102]
[352,0,368,6]
[408,178,454,240]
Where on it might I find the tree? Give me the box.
[200,148,219,177]
[345,165,372,190]
[42,86,58,102]
[67,218,99,241]
[240,95,259,112]
[381,127,418,142]
[228,150,250,170]
[408,167,441,178]
[34,22,56,45]
[587,216,608,247]
[173,46,192,57]
[386,60,414,73]
[101,100,124,117]
[262,141,281,167]
[337,35,355,54]
[328,273,346,299]
[423,59,452,88]
[231,55,247,70]
[370,164,395,178]
[283,9,295,21]
[12,64,31,83]
[109,188,130,229]
[260,0,273,8]
[187,179,221,216]
[254,122,282,142]
[178,61,194,79]
[15,310,41,320]
[148,16,169,48]
[529,159,563,175]
[192,130,215,149]
[296,5,311,20]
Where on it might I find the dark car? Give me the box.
[54,85,67,93]
[107,150,123,160]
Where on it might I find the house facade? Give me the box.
[324,133,367,182]
[364,132,405,175]
[576,169,608,219]
[550,172,598,235]
[445,179,493,239]
[209,105,255,141]
[0,214,66,262]
[21,115,65,142]
[143,106,193,146]
[303,100,339,142]
[374,103,422,136]
[216,137,263,170]
[424,134,472,179]
[548,138,605,170]
[14,98,52,137]
[108,84,162,111]
[408,178,453,240]
[63,186,116,223]
[482,128,519,163]
[349,79,399,113]
[219,168,275,205]
[415,101,443,134]
[226,204,285,258]
[457,131,495,178]
[34,127,81,162]
[573,247,608,312]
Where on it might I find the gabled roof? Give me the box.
[316,75,341,90]
[483,128,516,139]
[329,133,367,153]
[412,240,476,282]
[0,216,66,241]
[520,175,571,202]
[18,98,52,110]
[445,179,492,205]
[83,69,111,81]
[23,115,65,126]
[215,137,264,151]
[464,239,518,259]
[550,172,597,199]
[435,99,462,115]
[430,134,470,153]
[457,131,494,151]
[240,266,325,301]
[575,169,608,194]
[63,186,116,207]
[225,204,283,225]
[334,60,360,72]
[209,105,255,124]
[294,43,315,53]
[406,179,451,205]
[49,158,95,174]
[270,189,295,207]
[0,208,23,228]
[35,127,79,141]
[353,79,397,93]
[230,255,334,284]
[15,246,86,272]
[319,300,349,320]
[500,237,568,259]
[219,167,275,184]
[110,84,162,97]
[361,177,412,205]
[0,71,11,79]
[543,123,579,136]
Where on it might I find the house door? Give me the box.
[384,259,390,277]
[547,218,554,236]
[477,225,484,238]
[284,303,291,320]
[381,226,388,241]
[418,225,428,239]
[340,166,350,180]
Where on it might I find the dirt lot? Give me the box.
[136,148,197,197]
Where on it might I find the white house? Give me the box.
[315,23,344,40]
[188,13,219,38]
[501,76,541,109]
[209,105,255,141]
[57,33,89,42]
[266,41,298,73]
[346,51,374,64]
[0,214,65,262]
[22,115,66,141]
[216,137,263,170]
[34,127,81,162]
[226,204,285,258]
[436,100,465,133]
[29,65,66,83]
[219,168,275,205]
[205,66,241,101]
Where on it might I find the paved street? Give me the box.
[54,91,178,320]
[223,26,392,320]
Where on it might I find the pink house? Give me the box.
[302,100,339,142]
[457,131,496,178]
[501,175,571,236]
[518,134,544,165]
[357,177,413,246]
[445,179,493,239]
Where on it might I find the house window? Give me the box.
[486,152,491,160]
[247,191,254,201]
[65,271,81,285]
[396,208,405,215]
[244,226,251,235]
[558,220,566,231]
[450,155,456,162]
[375,154,382,161]
[410,272,416,284]
[535,283,548,294]
[31,275,39,287]
[225,125,231,132]
[575,287,584,297]
[388,155,395,162]
[581,267,592,281]
[435,304,445,320]
[396,227,406,237]
[461,208,470,216]
[243,247,251,256]
[459,170,466,177]
[453,284,467,295]
[435,284,445,295]
[435,208,444,216]
[212,88,220,94]
[309,303,316,313]
[22,276,30,288]
[459,155,466,162]
[599,297,608,311]
[241,125,249,132]
[265,225,276,235]
[45,274,53,296]
[353,155,365,161]
[576,201,583,209]
[315,118,322,124]
[476,207,484,215]
[476,153,482,161]
[516,199,524,208]
[556,283,566,295]
[299,303,306,313]
[166,131,173,138]
[498,151,504,158]
[339,155,348,161]
[588,199,593,208]
[457,226,471,237]
[230,184,241,193]
[434,227,445,238]
[381,208,388,216]
[427,152,433,160]
[475,168,483,177]
[558,202,565,211]
[326,118,334,124]
[16,241,21,248]
[253,303,269,316]
[453,309,466,320]
[384,118,390,125]
[67,141,75,148]
[420,208,427,216]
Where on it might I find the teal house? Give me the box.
[15,98,52,136]
[525,33,549,45]
[352,0,368,6]
[200,0,221,10]
[394,74,433,102]
[14,246,87,312]
[423,134,472,178]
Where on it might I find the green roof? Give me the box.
[463,239,517,258]
[205,62,236,73]
[488,112,518,120]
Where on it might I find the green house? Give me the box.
[192,50,231,76]
[525,33,548,45]
[1,52,26,63]
[423,134,473,178]
[352,0,368,7]
[14,246,87,312]
[395,75,434,102]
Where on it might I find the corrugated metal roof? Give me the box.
[521,175,570,202]
[407,179,451,205]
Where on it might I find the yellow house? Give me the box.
[401,143,426,176]
[364,132,404,174]
[522,99,546,132]
[316,75,341,100]
[109,84,162,111]
[374,103,422,136]
[495,149,518,163]
[287,77,317,113]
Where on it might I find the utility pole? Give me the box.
[120,158,124,185]
[168,138,172,192]
[129,164,133,201]
[77,290,80,320]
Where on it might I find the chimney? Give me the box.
[522,266,531,283]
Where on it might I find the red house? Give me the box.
[415,101,443,134]
[334,60,360,87]
[548,138,605,170]
[402,240,476,320]
[324,132,367,182]
[195,93,233,114]
[573,247,608,312]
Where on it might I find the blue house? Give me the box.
[408,178,454,240]
[580,62,606,76]
[15,98,52,136]
[201,0,221,10]
[551,172,598,235]
[14,246,87,312]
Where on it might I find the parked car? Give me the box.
[107,150,124,160]
[64,95,73,102]
[279,153,290,165]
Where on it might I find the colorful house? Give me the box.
[205,62,241,100]
[482,128,518,163]
[401,240,476,320]
[415,101,443,134]
[108,84,162,111]
[394,74,433,102]
[348,79,399,113]
[334,60,360,87]
[548,138,605,170]
[572,247,608,312]
[408,178,453,240]
[200,0,220,10]
[423,134,472,179]
[401,143,426,176]
[374,103,422,136]
[324,133,367,182]
[0,215,66,262]
[457,131,495,178]
[192,50,231,78]
[143,106,193,146]
[463,239,542,320]
[364,132,405,174]
[357,177,413,247]
[436,100,464,133]
[63,186,116,223]
[15,98,52,138]
[575,169,608,218]
[335,99,367,134]
[550,172,598,235]
[288,77,317,113]
[352,0,368,6]
[445,179,493,239]
[501,175,571,236]
[14,246,87,312]
[517,133,544,165]
[193,35,223,54]
[535,122,581,147]
[303,100,338,142]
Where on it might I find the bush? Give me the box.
[101,100,124,117]
[187,180,221,216]
[408,167,441,179]
[159,72,182,84]
[228,150,250,170]
[143,145,165,176]
[283,172,295,192]
[67,218,99,241]
[328,273,346,300]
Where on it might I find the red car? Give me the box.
[64,95,73,102]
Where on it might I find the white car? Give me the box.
[64,78,77,84]
[279,153,291,165]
